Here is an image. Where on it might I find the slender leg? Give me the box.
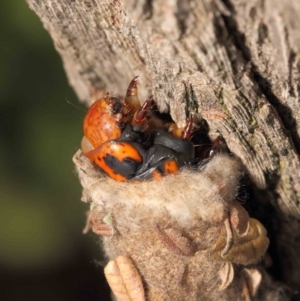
[124,76,140,112]
[170,116,194,139]
[131,96,154,131]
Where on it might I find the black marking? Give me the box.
[152,129,194,164]
[103,154,141,180]
[111,98,123,114]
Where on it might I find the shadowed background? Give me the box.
[0,2,110,300]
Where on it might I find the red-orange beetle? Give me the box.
[81,77,155,181]
[81,77,223,182]
[81,77,150,153]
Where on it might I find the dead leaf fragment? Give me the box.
[218,262,234,290]
[104,256,146,301]
[229,202,250,236]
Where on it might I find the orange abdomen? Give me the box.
[85,141,143,182]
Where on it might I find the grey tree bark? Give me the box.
[26,0,300,294]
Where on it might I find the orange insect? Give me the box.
[81,77,222,182]
[81,77,151,153]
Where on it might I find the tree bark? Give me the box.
[26,0,300,295]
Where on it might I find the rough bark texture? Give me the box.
[26,0,300,295]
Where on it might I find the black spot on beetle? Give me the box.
[103,154,141,180]
[111,99,123,114]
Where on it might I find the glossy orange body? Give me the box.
[163,160,179,175]
[149,160,179,180]
[151,170,163,180]
[85,141,143,182]
[83,98,122,149]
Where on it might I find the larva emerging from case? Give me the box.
[73,78,277,301]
